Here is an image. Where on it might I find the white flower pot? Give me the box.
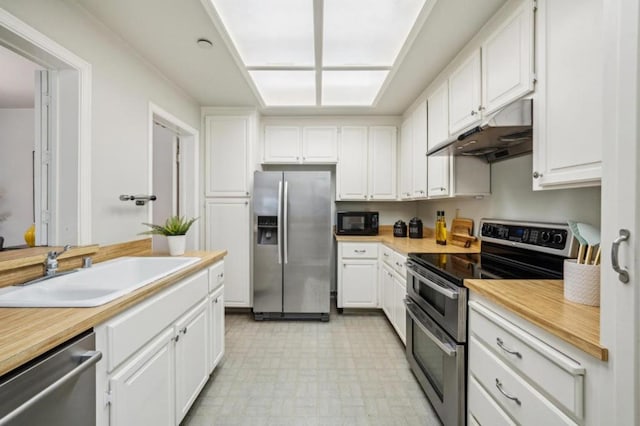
[167,235,186,256]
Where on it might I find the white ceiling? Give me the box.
[71,0,506,116]
[0,44,42,109]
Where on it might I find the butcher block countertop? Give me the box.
[465,279,608,361]
[335,226,481,255]
[0,250,226,377]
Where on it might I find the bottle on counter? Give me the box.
[436,211,447,245]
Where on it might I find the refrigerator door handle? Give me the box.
[284,180,289,264]
[277,180,282,265]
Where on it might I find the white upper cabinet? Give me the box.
[533,0,602,189]
[449,50,482,135]
[399,117,413,200]
[427,81,450,151]
[368,126,397,201]
[337,126,369,201]
[263,125,338,164]
[411,101,428,198]
[427,156,450,198]
[302,126,338,163]
[263,126,300,164]
[482,1,535,115]
[337,125,397,201]
[205,115,252,197]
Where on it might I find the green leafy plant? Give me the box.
[140,215,198,236]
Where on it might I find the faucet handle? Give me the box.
[49,244,71,259]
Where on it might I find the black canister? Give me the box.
[409,217,423,239]
[393,220,407,237]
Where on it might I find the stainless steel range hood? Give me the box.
[427,98,532,163]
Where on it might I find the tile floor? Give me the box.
[182,307,440,426]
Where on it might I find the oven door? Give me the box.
[405,299,465,426]
[406,260,467,342]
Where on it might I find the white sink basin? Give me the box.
[0,256,201,307]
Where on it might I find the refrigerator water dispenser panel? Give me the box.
[257,216,278,245]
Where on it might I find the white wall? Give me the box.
[0,109,34,247]
[0,0,201,245]
[417,154,602,234]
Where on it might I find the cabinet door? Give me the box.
[175,300,209,424]
[393,274,407,345]
[109,329,175,426]
[302,126,338,163]
[337,126,368,201]
[428,156,450,198]
[399,118,413,200]
[263,126,301,164]
[411,101,428,198]
[205,116,251,197]
[381,264,395,321]
[210,285,225,372]
[533,0,602,189]
[427,81,450,151]
[449,50,482,134]
[482,1,534,115]
[368,126,397,200]
[205,199,251,307]
[339,260,378,308]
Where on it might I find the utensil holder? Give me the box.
[563,259,600,306]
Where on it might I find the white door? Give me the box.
[210,285,225,371]
[411,101,428,198]
[205,198,251,307]
[393,274,407,345]
[264,126,300,164]
[340,260,378,308]
[302,126,338,163]
[368,126,397,200]
[34,70,51,246]
[337,126,368,201]
[205,116,250,197]
[600,0,639,423]
[152,122,178,253]
[109,329,175,426]
[449,50,482,134]
[174,300,209,424]
[381,264,395,321]
[399,117,413,200]
[427,81,450,150]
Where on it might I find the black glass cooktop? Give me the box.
[408,242,565,287]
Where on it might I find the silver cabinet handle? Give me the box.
[173,335,180,343]
[354,249,366,254]
[471,110,477,116]
[180,327,188,335]
[612,229,630,283]
[383,253,389,257]
[495,379,521,405]
[0,350,102,426]
[533,171,542,179]
[496,338,522,358]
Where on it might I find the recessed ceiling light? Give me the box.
[197,38,214,49]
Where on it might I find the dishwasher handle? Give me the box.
[0,350,102,426]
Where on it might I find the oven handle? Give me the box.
[405,299,457,357]
[406,264,459,300]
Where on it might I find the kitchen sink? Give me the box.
[0,256,200,307]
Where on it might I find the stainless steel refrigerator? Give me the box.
[253,171,331,321]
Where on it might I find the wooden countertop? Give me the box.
[465,279,608,361]
[335,226,481,255]
[0,250,226,376]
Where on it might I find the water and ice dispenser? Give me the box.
[257,216,278,245]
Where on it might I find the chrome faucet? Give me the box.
[45,245,71,276]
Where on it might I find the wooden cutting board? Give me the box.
[450,218,476,247]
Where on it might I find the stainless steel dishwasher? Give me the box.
[0,330,102,426]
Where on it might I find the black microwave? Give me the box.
[336,211,379,236]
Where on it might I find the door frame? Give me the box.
[0,8,92,245]
[148,102,200,250]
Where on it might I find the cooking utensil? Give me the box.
[577,222,601,264]
[568,221,587,264]
[593,246,602,265]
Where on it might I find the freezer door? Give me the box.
[283,171,331,313]
[253,171,283,313]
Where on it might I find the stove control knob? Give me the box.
[541,231,551,243]
[553,233,564,245]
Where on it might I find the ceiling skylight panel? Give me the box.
[249,70,316,106]
[322,70,389,105]
[210,0,315,66]
[322,0,427,66]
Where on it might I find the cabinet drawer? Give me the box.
[105,269,208,372]
[469,336,577,425]
[392,251,407,277]
[468,375,516,426]
[208,261,225,293]
[469,301,584,418]
[341,242,378,259]
[380,245,394,266]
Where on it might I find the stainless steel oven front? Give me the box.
[406,260,467,342]
[405,298,465,426]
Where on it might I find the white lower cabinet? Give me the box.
[381,263,395,320]
[379,246,407,345]
[96,263,226,426]
[337,242,378,308]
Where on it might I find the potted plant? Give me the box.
[140,215,198,256]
